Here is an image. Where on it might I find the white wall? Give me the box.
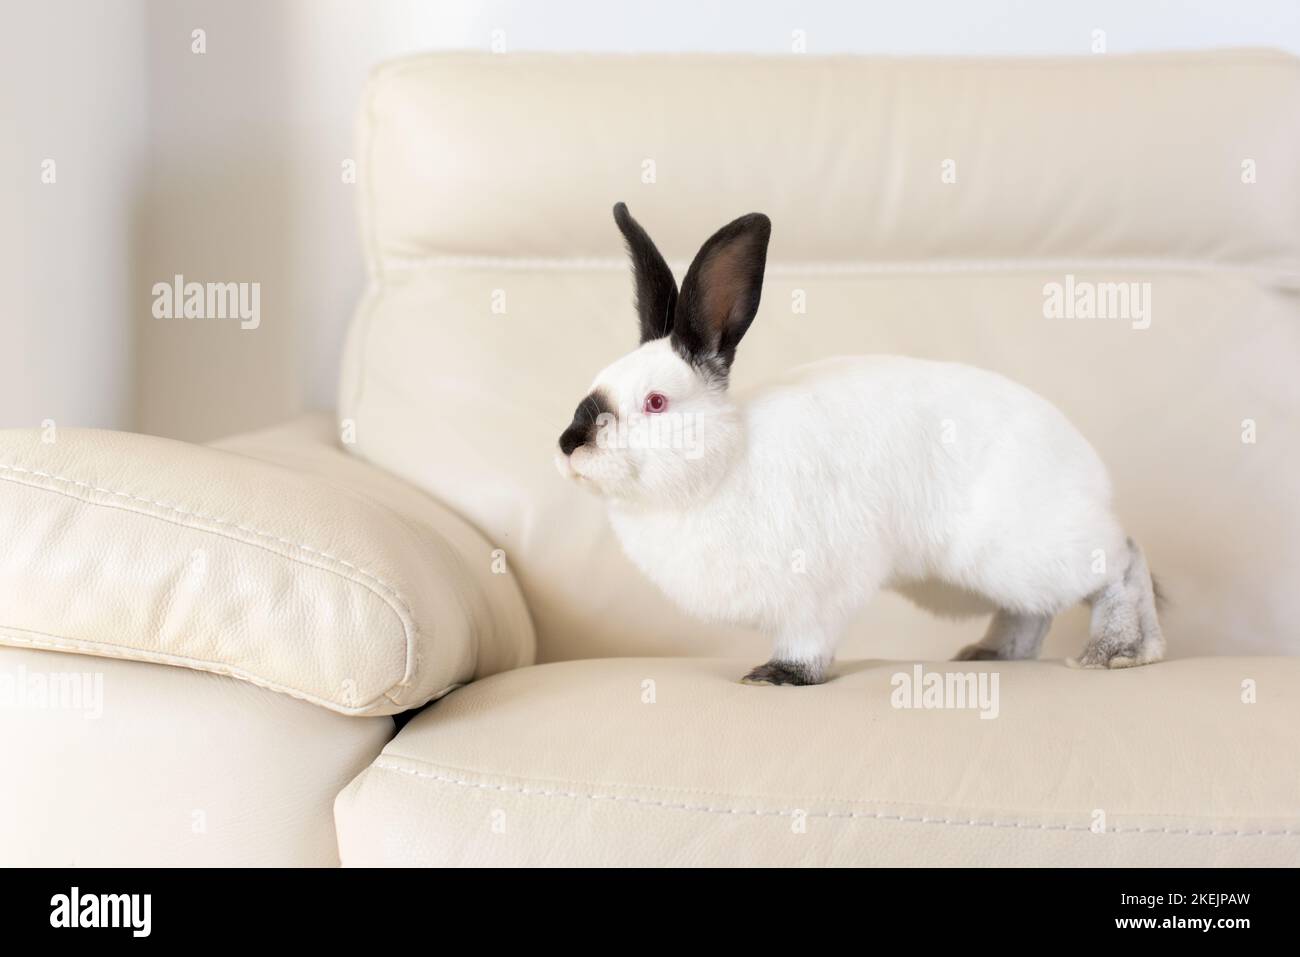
[398,0,1300,57]
[7,0,1299,440]
[132,0,301,440]
[1,0,147,431]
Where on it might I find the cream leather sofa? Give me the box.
[3,50,1299,867]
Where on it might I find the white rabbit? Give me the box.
[556,203,1165,685]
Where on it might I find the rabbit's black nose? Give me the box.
[559,390,613,455]
[559,423,587,456]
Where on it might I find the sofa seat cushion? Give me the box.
[335,656,1300,866]
[0,645,392,866]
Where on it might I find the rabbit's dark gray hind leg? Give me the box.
[1069,538,1165,669]
[954,610,1052,661]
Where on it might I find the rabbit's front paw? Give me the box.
[740,660,825,686]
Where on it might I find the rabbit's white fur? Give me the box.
[557,206,1164,684]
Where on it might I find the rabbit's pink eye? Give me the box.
[643,392,668,414]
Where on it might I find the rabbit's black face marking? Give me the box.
[558,389,614,457]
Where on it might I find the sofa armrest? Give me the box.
[0,416,534,715]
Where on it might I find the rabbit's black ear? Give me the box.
[613,202,678,343]
[673,212,771,379]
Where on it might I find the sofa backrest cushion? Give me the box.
[340,50,1300,661]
